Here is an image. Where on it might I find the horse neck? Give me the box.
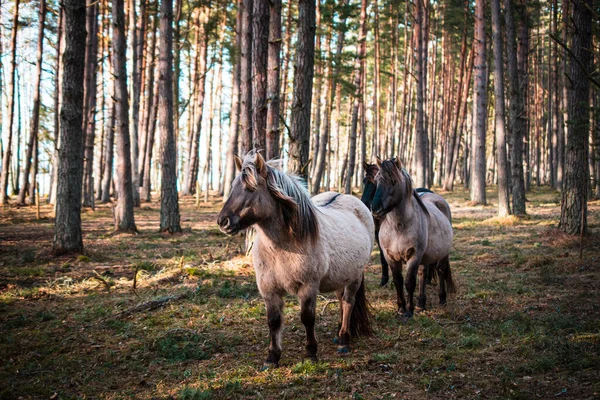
[389,191,419,223]
[254,210,297,250]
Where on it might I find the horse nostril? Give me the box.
[221,217,230,228]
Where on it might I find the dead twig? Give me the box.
[92,270,111,291]
[97,291,191,325]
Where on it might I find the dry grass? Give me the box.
[1,187,599,399]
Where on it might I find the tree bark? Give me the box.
[491,0,510,216]
[112,0,137,232]
[128,0,141,206]
[266,0,281,159]
[0,0,20,204]
[470,0,487,204]
[82,0,99,207]
[287,0,316,181]
[53,0,86,255]
[505,0,526,215]
[158,0,181,233]
[17,0,45,206]
[414,0,427,188]
[559,0,591,235]
[252,0,269,151]
[240,0,253,154]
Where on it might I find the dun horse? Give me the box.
[218,150,374,368]
[362,162,453,288]
[371,157,455,319]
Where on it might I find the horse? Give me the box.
[361,161,453,288]
[370,157,455,319]
[217,150,374,368]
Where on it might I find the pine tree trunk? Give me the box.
[240,0,253,154]
[53,0,86,255]
[505,0,526,215]
[470,0,487,204]
[158,0,181,233]
[559,0,591,235]
[491,0,510,216]
[344,0,366,194]
[17,0,45,206]
[223,0,242,199]
[128,0,141,207]
[266,0,281,159]
[414,0,427,188]
[82,0,99,208]
[287,0,316,181]
[252,0,269,151]
[112,0,137,232]
[0,0,20,204]
[142,82,159,202]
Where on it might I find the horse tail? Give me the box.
[349,275,372,337]
[441,256,456,294]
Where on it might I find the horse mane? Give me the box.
[241,151,319,243]
[380,160,430,218]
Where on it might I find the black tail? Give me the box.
[349,275,372,337]
[440,256,456,293]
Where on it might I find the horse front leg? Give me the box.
[403,257,421,319]
[337,279,361,354]
[298,286,318,362]
[390,261,406,315]
[263,293,284,369]
[376,232,389,287]
[416,264,427,312]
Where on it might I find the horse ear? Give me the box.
[375,156,382,168]
[255,152,268,177]
[362,161,370,171]
[395,156,403,169]
[234,155,243,172]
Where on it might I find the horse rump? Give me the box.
[349,275,373,337]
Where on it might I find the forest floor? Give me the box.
[1,186,599,399]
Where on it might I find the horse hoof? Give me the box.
[337,346,350,354]
[261,362,279,371]
[333,336,339,344]
[305,354,318,363]
[380,277,389,287]
[397,311,413,322]
[415,306,425,313]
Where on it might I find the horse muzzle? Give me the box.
[217,214,242,235]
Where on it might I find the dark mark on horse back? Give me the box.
[321,193,341,207]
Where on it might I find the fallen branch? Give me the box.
[97,291,191,325]
[92,270,111,291]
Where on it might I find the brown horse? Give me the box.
[371,157,455,319]
[218,150,374,368]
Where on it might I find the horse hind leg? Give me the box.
[438,256,454,305]
[416,264,427,312]
[263,294,285,369]
[298,286,318,362]
[337,279,361,354]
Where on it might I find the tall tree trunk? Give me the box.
[158,0,181,233]
[82,0,99,207]
[142,81,159,202]
[470,0,487,204]
[266,0,281,159]
[0,0,20,204]
[414,0,427,188]
[505,0,526,215]
[128,0,141,206]
[112,0,137,232]
[559,0,591,235]
[373,0,382,157]
[240,0,253,154]
[17,0,45,206]
[344,0,367,194]
[223,0,242,199]
[491,0,510,216]
[53,0,86,254]
[252,0,269,151]
[101,73,116,202]
[49,5,64,205]
[287,0,316,181]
